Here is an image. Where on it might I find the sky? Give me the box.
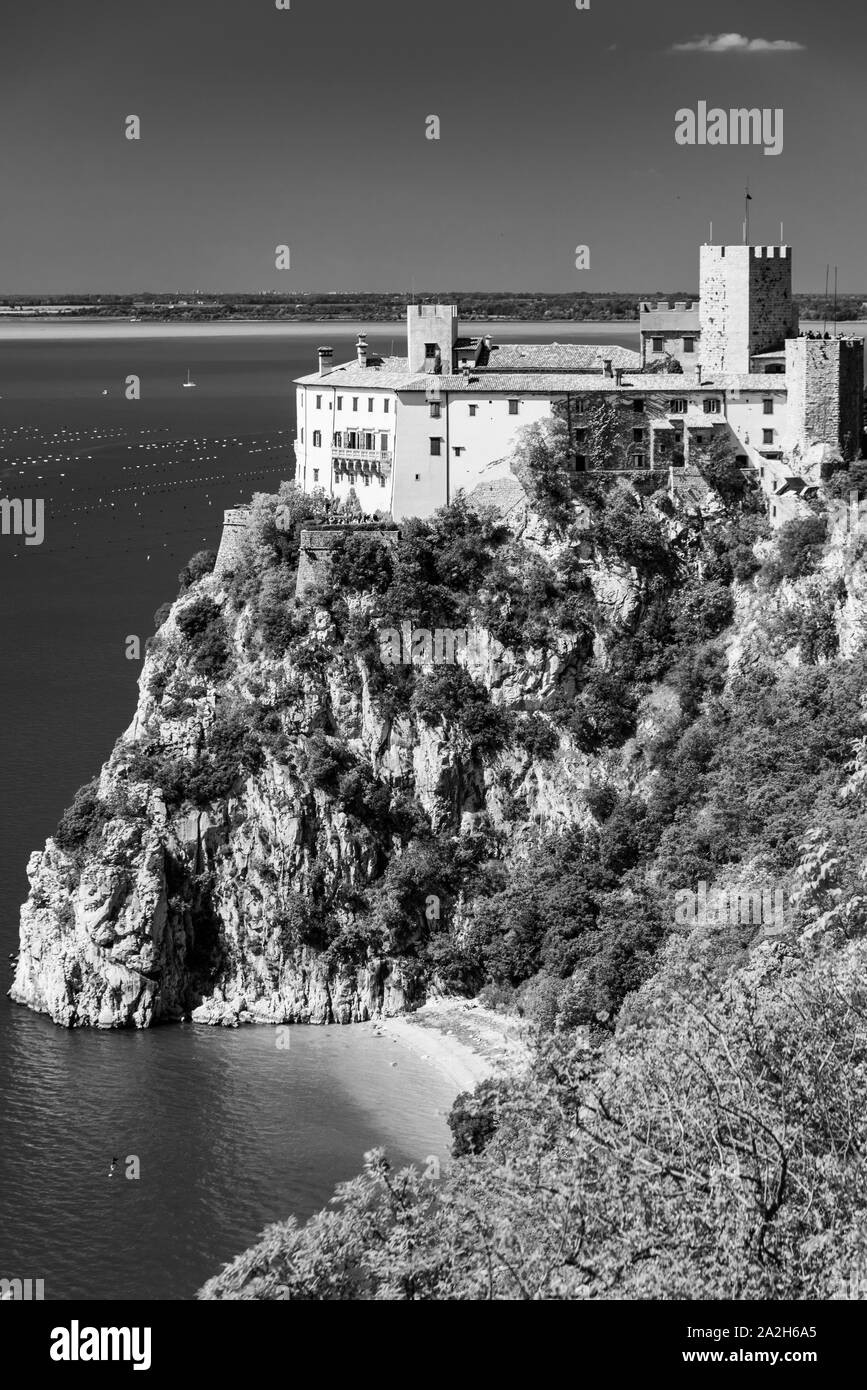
[1,0,864,293]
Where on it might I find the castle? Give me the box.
[290,241,864,530]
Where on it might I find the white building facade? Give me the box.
[293,244,864,524]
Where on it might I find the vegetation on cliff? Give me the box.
[27,420,867,1294]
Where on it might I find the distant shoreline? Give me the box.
[0,318,643,340]
[1,319,864,341]
[1,319,861,341]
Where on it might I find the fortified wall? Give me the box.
[213,505,253,579]
[295,522,400,598]
[784,336,864,471]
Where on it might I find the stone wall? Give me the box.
[295,523,400,597]
[784,336,864,467]
[699,245,795,375]
[213,506,253,579]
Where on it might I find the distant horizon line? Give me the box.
[2,288,866,300]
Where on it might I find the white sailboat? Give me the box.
[182,369,196,389]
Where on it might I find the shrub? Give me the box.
[304,733,355,794]
[694,434,750,505]
[512,713,559,761]
[54,780,107,853]
[573,669,638,750]
[178,549,217,592]
[337,765,393,826]
[593,491,676,577]
[328,533,395,595]
[448,1079,507,1157]
[176,596,231,679]
[412,667,512,756]
[762,515,828,585]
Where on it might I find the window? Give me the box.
[347,431,357,448]
[312,430,321,447]
[576,453,586,470]
[633,399,644,413]
[669,399,687,414]
[424,343,437,358]
[368,398,374,412]
[352,397,359,412]
[634,453,647,468]
[315,394,322,409]
[574,398,587,414]
[703,398,721,415]
[364,433,374,450]
[763,399,774,415]
[683,337,695,353]
[430,438,442,456]
[763,429,774,445]
[453,446,464,456]
[364,475,370,486]
[337,396,343,410]
[333,432,342,446]
[468,404,478,417]
[380,434,388,451]
[633,428,645,443]
[415,473,420,481]
[575,427,586,442]
[300,428,304,443]
[312,468,319,482]
[652,337,664,353]
[508,400,519,415]
[430,402,442,418]
[379,476,386,487]
[736,454,748,465]
[383,399,390,413]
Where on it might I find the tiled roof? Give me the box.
[296,360,787,395]
[482,342,641,371]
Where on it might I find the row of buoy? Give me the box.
[45,467,281,516]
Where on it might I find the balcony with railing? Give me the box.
[331,445,392,465]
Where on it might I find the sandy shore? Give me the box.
[360,997,531,1095]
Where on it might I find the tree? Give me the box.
[178,549,217,592]
[693,433,748,506]
[508,417,575,527]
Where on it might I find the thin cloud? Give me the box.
[672,33,805,54]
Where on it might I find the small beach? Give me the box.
[366,998,531,1094]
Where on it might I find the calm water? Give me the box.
[0,318,682,1300]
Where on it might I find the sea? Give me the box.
[0,318,860,1300]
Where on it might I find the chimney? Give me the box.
[603,359,613,378]
[614,367,624,387]
[318,347,333,377]
[356,334,368,368]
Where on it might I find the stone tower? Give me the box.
[406,303,458,374]
[784,335,864,469]
[699,244,798,374]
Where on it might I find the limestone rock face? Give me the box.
[18,509,860,1032]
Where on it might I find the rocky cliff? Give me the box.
[11,486,659,1029]
[12,477,863,1031]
